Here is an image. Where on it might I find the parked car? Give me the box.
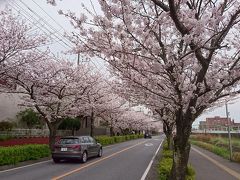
[144,133,152,138]
[52,136,102,163]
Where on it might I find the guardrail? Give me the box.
[192,130,240,134]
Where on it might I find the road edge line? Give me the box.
[0,160,52,173]
[140,139,163,180]
[192,147,240,179]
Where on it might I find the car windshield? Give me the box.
[59,138,79,144]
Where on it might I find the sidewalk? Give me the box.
[189,145,240,180]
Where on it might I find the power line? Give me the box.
[8,2,68,50]
[18,0,73,49]
[10,1,112,87]
[9,0,73,50]
[31,0,73,38]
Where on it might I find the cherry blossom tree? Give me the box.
[48,0,240,179]
[115,79,175,148]
[111,109,152,134]
[88,92,126,136]
[0,8,46,77]
[155,108,175,149]
[77,78,121,136]
[2,55,101,151]
[94,94,127,136]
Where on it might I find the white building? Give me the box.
[0,93,23,121]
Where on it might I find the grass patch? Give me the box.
[191,140,229,159]
[158,141,195,180]
[190,134,240,163]
[191,134,240,149]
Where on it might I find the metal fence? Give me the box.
[0,127,110,137]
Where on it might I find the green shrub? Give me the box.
[137,134,144,138]
[0,144,50,166]
[162,150,173,158]
[58,117,81,133]
[95,136,115,146]
[114,136,125,143]
[186,165,196,180]
[17,109,42,129]
[125,135,130,140]
[0,121,14,131]
[158,157,173,180]
[95,134,143,146]
[0,135,14,141]
[163,140,169,150]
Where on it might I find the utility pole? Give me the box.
[225,101,233,161]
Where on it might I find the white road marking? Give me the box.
[140,139,163,180]
[0,160,52,173]
[145,143,153,146]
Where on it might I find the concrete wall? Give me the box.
[0,93,24,121]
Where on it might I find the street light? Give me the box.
[225,100,233,161]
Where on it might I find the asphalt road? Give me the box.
[0,136,164,180]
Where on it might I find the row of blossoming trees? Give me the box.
[48,0,240,179]
[0,8,155,151]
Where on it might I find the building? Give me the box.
[0,93,24,122]
[199,116,238,131]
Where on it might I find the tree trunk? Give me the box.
[169,116,192,180]
[46,119,62,152]
[110,126,116,136]
[166,133,173,150]
[163,122,174,150]
[110,120,115,136]
[48,124,58,152]
[90,111,94,137]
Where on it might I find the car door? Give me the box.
[88,137,99,156]
[82,136,92,156]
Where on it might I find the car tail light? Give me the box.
[54,145,60,149]
[71,145,81,150]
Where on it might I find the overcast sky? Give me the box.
[1,0,240,125]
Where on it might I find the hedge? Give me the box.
[95,134,143,146]
[158,141,195,180]
[0,144,50,166]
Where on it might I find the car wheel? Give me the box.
[81,151,88,163]
[53,158,60,163]
[98,148,102,157]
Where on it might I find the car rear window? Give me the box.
[59,138,79,144]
